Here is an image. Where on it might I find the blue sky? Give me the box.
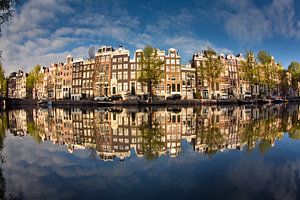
[1,0,300,73]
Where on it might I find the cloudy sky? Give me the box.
[1,0,300,73]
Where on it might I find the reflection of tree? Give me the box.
[288,122,300,140]
[205,125,223,156]
[27,122,42,144]
[0,113,7,150]
[0,112,7,199]
[195,111,225,156]
[241,120,260,151]
[258,117,279,154]
[139,111,164,160]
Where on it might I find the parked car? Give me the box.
[108,95,123,101]
[166,94,181,100]
[94,95,108,101]
[220,94,228,100]
[127,95,140,100]
[243,91,252,99]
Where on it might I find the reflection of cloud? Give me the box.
[2,133,210,199]
[227,156,300,200]
[3,132,300,200]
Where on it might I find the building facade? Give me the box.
[82,59,95,100]
[94,46,114,97]
[71,58,84,101]
[63,55,73,100]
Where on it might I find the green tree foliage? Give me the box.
[202,48,223,98]
[0,0,15,31]
[139,120,164,160]
[26,65,43,98]
[27,121,42,144]
[0,63,6,97]
[240,51,260,96]
[257,50,278,96]
[278,67,289,97]
[288,61,300,91]
[138,45,164,98]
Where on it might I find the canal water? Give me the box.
[0,104,300,199]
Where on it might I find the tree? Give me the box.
[0,0,15,31]
[288,61,300,94]
[26,65,43,99]
[138,45,164,99]
[0,62,6,97]
[240,51,260,97]
[88,46,95,59]
[257,50,277,96]
[278,66,289,97]
[202,48,223,99]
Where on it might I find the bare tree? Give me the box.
[88,46,95,59]
[0,0,16,31]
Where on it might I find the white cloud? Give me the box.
[164,36,232,63]
[0,0,234,73]
[218,0,300,43]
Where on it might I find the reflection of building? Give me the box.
[8,110,28,136]
[8,104,297,161]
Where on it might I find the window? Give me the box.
[171,59,175,64]
[131,64,135,69]
[112,65,117,70]
[123,71,128,79]
[118,64,122,69]
[166,59,170,64]
[124,64,128,69]
[124,57,128,62]
[123,82,128,91]
[131,72,136,79]
[177,84,180,92]
[176,59,180,65]
[118,57,122,63]
[118,83,122,91]
[112,72,117,79]
[113,58,117,62]
[118,72,122,80]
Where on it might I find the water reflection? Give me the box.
[5,104,300,161]
[2,105,300,200]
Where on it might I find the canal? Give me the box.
[0,104,300,199]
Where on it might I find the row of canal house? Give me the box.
[7,104,290,160]
[8,45,294,101]
[94,46,182,100]
[32,45,187,101]
[7,70,31,99]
